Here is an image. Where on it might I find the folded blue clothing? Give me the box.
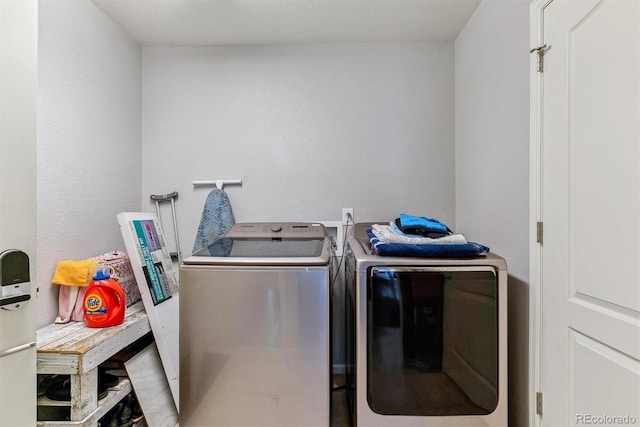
[397,213,450,236]
[367,229,489,258]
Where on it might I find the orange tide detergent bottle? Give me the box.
[83,268,125,328]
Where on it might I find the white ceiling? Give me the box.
[91,0,481,46]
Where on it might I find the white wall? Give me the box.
[454,0,530,425]
[141,42,455,256]
[37,0,142,327]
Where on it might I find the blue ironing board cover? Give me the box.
[367,228,489,258]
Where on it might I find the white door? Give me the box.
[0,0,38,425]
[537,0,640,425]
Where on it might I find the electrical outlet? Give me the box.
[342,208,354,225]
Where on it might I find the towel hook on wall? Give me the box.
[192,179,242,190]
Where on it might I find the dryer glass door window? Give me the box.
[367,267,498,416]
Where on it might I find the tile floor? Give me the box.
[331,374,350,427]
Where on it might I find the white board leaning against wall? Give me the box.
[118,212,180,411]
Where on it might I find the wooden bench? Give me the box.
[36,301,151,426]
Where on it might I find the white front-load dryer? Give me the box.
[180,222,332,426]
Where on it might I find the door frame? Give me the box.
[0,0,38,425]
[530,0,640,423]
[529,1,553,426]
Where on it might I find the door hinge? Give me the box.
[536,221,543,245]
[530,44,550,72]
[536,392,543,415]
[536,392,542,415]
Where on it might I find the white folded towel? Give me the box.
[371,223,467,245]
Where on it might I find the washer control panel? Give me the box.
[225,222,327,239]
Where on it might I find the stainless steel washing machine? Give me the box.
[345,223,508,426]
[180,222,332,426]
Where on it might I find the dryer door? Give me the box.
[367,266,498,416]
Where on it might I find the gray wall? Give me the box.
[141,42,456,254]
[455,0,531,425]
[37,0,142,327]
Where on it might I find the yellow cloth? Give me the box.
[51,258,99,287]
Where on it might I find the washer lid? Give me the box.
[182,222,331,266]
